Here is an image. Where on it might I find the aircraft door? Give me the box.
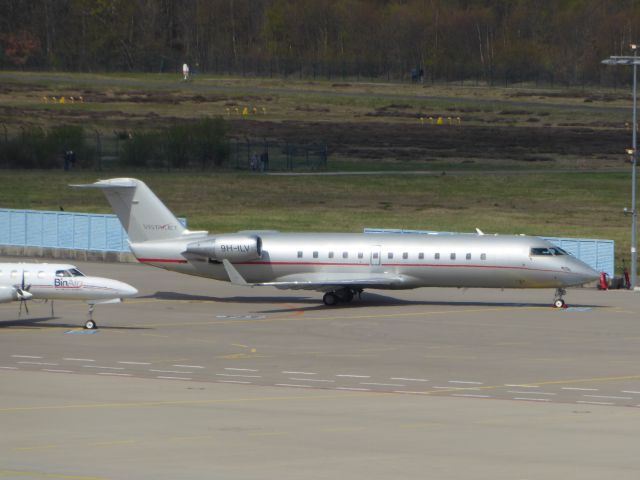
[370,245,381,266]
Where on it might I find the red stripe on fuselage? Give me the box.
[137,258,189,264]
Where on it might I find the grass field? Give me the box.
[0,170,633,272]
[0,71,637,273]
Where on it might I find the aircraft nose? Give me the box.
[574,261,600,284]
[120,282,138,297]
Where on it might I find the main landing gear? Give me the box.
[322,288,362,306]
[84,304,97,329]
[553,288,567,309]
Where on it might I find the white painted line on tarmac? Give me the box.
[224,368,259,372]
[513,397,551,402]
[216,373,261,378]
[391,377,429,382]
[282,371,317,375]
[336,374,371,378]
[119,361,151,365]
[83,365,124,370]
[561,387,599,391]
[336,387,371,391]
[289,378,335,383]
[219,380,252,384]
[505,384,540,388]
[449,380,484,385]
[98,372,132,377]
[150,369,192,374]
[0,366,18,370]
[393,390,430,395]
[12,355,42,359]
[360,382,406,387]
[583,395,632,400]
[433,386,479,390]
[276,383,313,388]
[64,358,94,362]
[577,400,614,406]
[452,394,490,398]
[42,369,73,373]
[622,391,640,394]
[157,376,192,381]
[17,361,58,366]
[508,391,556,396]
[174,365,204,369]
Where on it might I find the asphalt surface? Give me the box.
[2,259,640,479]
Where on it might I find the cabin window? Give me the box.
[69,268,85,277]
[450,253,456,260]
[372,252,379,259]
[342,252,348,259]
[530,247,567,256]
[466,253,471,260]
[313,251,318,258]
[297,251,303,258]
[402,252,408,260]
[388,252,394,259]
[434,253,440,260]
[418,253,424,260]
[481,253,487,260]
[358,252,364,259]
[328,252,334,259]
[38,271,45,278]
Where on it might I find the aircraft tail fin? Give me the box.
[72,178,187,243]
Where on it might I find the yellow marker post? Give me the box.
[436,116,443,125]
[59,96,65,104]
[242,107,249,116]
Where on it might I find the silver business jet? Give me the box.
[74,178,599,308]
[0,263,138,329]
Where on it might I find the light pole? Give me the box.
[603,45,639,290]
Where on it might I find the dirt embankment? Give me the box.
[230,119,627,164]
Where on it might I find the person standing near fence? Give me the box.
[182,63,190,81]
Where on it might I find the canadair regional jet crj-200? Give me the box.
[0,263,138,329]
[74,178,599,308]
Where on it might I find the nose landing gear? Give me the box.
[553,288,567,308]
[84,304,98,329]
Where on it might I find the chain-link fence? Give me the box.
[0,125,329,172]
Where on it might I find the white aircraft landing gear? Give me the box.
[553,288,567,308]
[84,304,98,329]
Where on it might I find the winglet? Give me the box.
[222,259,249,286]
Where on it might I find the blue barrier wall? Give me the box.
[0,208,186,253]
[364,228,615,277]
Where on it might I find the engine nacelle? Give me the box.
[0,286,17,303]
[186,234,262,262]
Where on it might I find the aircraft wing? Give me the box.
[221,260,406,291]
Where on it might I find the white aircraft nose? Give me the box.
[118,282,138,297]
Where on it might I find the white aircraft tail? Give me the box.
[72,178,187,243]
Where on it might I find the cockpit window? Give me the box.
[55,269,85,277]
[530,247,567,256]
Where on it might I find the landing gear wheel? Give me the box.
[85,319,97,330]
[554,299,566,309]
[323,292,338,306]
[337,289,354,303]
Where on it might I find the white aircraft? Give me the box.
[0,262,138,329]
[74,178,599,308]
